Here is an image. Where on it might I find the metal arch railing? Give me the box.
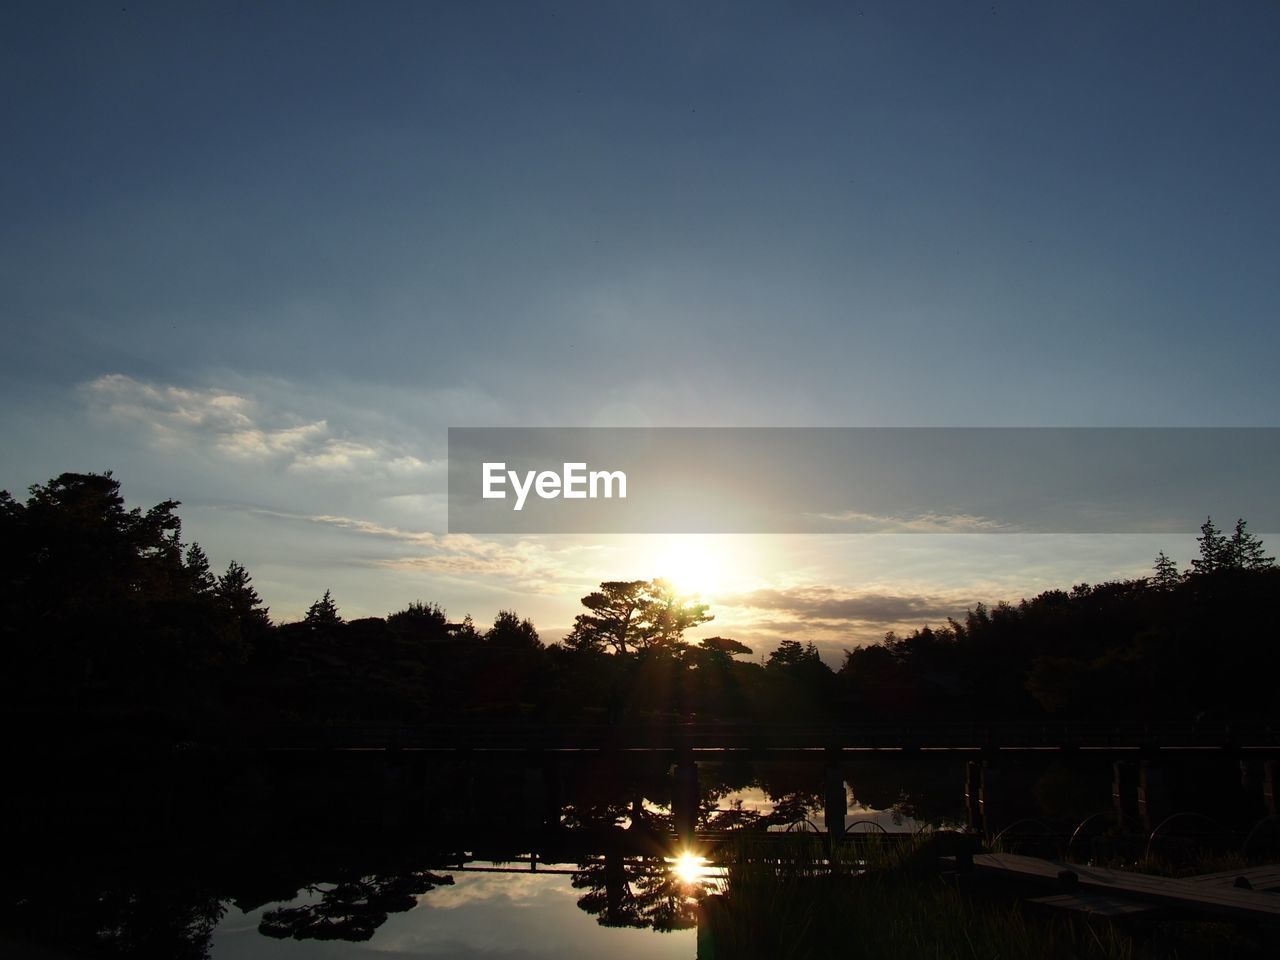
[843,818,889,834]
[1241,814,1280,858]
[1143,811,1234,862]
[992,818,1063,853]
[1066,810,1116,857]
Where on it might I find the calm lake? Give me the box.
[6,749,1268,958]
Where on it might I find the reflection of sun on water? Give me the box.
[669,851,711,885]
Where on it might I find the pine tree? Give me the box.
[1226,518,1274,571]
[1191,517,1229,574]
[1151,550,1181,589]
[305,588,342,626]
[217,561,271,628]
[184,543,217,595]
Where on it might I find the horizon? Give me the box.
[4,2,1279,663]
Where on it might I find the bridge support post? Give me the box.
[979,761,1004,840]
[1238,759,1268,824]
[1138,760,1168,833]
[963,761,982,832]
[823,748,846,835]
[522,751,560,830]
[381,746,405,830]
[1262,760,1278,817]
[673,751,699,843]
[1112,761,1139,829]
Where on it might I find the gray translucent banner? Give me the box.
[447,428,1280,534]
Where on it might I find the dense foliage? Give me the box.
[3,473,1277,728]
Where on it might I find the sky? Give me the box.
[3,1,1278,661]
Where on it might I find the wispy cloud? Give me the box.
[803,510,1011,533]
[724,585,971,623]
[248,507,591,595]
[82,373,441,478]
[709,584,981,660]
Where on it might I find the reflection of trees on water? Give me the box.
[2,756,1096,954]
[259,870,454,942]
[94,887,225,960]
[1,871,226,960]
[573,853,705,931]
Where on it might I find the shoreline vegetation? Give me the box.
[2,471,1278,957]
[2,471,1277,732]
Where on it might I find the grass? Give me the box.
[699,833,1272,960]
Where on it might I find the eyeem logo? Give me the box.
[482,462,627,511]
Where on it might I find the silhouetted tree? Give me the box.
[486,609,541,649]
[565,580,651,654]
[565,579,712,654]
[698,636,752,659]
[1191,517,1230,574]
[452,613,481,641]
[216,561,272,632]
[259,871,453,942]
[643,578,713,649]
[1226,518,1274,570]
[1152,550,1180,589]
[386,600,448,642]
[305,589,342,627]
[184,543,217,596]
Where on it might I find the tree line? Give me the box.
[2,472,1277,729]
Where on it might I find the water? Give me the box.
[213,872,695,959]
[203,777,914,958]
[7,749,1269,957]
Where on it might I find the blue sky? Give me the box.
[3,2,1277,658]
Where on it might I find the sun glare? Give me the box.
[669,851,711,885]
[639,535,759,599]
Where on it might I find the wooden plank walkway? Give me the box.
[1027,892,1160,919]
[973,853,1280,923]
[1188,863,1280,891]
[207,718,1280,753]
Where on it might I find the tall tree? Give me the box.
[1226,518,1274,571]
[643,578,712,650]
[486,609,542,649]
[387,600,449,642]
[1151,550,1181,589]
[217,561,272,631]
[1191,517,1229,574]
[305,589,342,626]
[565,580,651,654]
[565,579,713,654]
[183,543,217,596]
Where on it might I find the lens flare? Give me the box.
[670,851,709,885]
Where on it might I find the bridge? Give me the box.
[218,719,1280,756]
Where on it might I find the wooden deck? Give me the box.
[1188,863,1280,891]
[973,852,1280,923]
[187,718,1280,755]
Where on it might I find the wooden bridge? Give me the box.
[973,851,1280,924]
[217,719,1280,756]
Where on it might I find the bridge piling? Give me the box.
[1263,760,1278,817]
[979,762,1006,840]
[673,750,699,842]
[1138,761,1169,833]
[1113,761,1139,829]
[823,749,846,835]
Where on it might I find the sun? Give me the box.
[639,535,756,599]
[669,851,711,885]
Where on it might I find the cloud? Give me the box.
[698,584,984,663]
[804,510,1011,533]
[82,373,441,478]
[250,508,589,595]
[724,585,970,624]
